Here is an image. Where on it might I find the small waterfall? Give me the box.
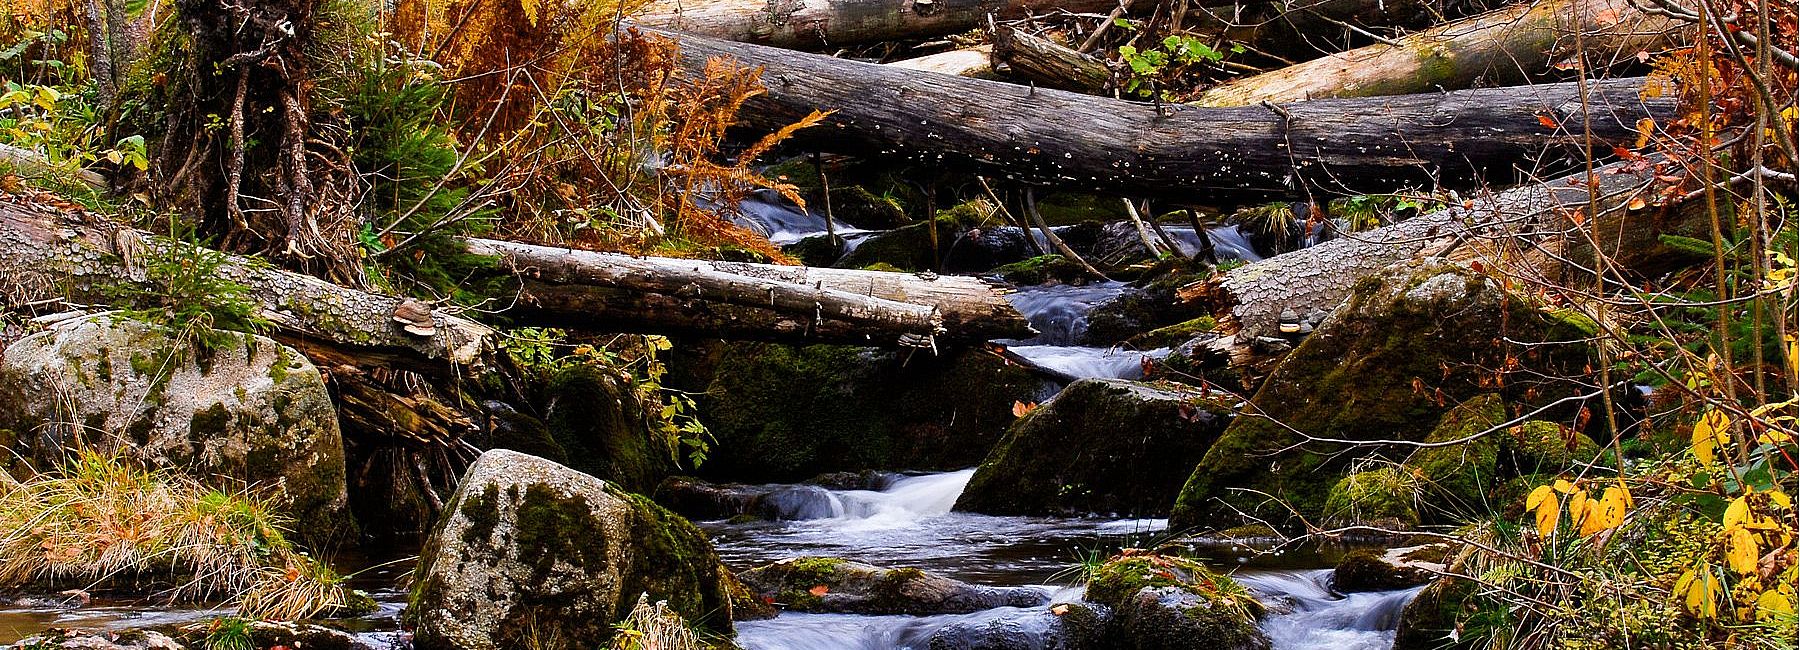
[1002,282,1127,346]
[1237,569,1424,650]
[827,470,973,530]
[730,188,873,245]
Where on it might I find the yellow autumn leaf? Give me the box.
[1755,587,1795,620]
[1724,497,1750,531]
[1675,567,1722,619]
[1526,485,1555,511]
[1554,479,1577,494]
[1568,490,1590,529]
[1580,499,1608,537]
[1532,489,1561,538]
[1728,528,1761,575]
[1693,411,1731,465]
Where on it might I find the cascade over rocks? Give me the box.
[0,316,352,542]
[1169,262,1593,530]
[955,378,1235,517]
[409,449,742,650]
[737,557,1051,615]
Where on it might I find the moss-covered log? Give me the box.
[0,193,493,375]
[667,29,1674,201]
[1192,0,1685,106]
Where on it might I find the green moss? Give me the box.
[189,403,234,440]
[1169,264,1593,530]
[1085,553,1262,621]
[459,483,502,547]
[512,484,611,576]
[860,262,904,272]
[1503,420,1599,475]
[1323,468,1421,527]
[1403,395,1506,519]
[991,255,1086,286]
[1032,193,1128,226]
[835,203,992,272]
[545,365,669,493]
[1129,315,1219,348]
[617,492,733,633]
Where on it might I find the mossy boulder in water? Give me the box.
[1084,553,1269,650]
[837,201,995,271]
[737,557,1049,615]
[543,365,677,494]
[1322,467,1421,528]
[0,316,351,542]
[1502,420,1600,475]
[1168,263,1591,530]
[1401,395,1506,519]
[1332,548,1434,593]
[409,449,742,650]
[955,379,1235,517]
[689,343,1043,482]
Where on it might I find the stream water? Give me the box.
[711,471,1422,650]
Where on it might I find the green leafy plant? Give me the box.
[1118,35,1236,101]
[106,220,271,354]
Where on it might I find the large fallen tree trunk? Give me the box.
[1192,0,1684,106]
[637,0,1151,50]
[669,30,1673,201]
[0,192,494,375]
[462,238,1034,345]
[1178,161,1685,337]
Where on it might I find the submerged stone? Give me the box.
[737,556,1049,615]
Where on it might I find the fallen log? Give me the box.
[888,46,995,77]
[462,238,1035,344]
[1192,0,1685,106]
[1178,161,1680,337]
[0,192,494,375]
[637,0,1151,49]
[992,26,1111,93]
[669,30,1673,201]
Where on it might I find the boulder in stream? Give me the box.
[737,557,1051,615]
[955,378,1235,517]
[1169,262,1594,530]
[409,449,742,650]
[1331,548,1437,593]
[1083,552,1269,650]
[0,316,351,542]
[924,601,1110,650]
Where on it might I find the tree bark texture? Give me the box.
[992,26,1112,93]
[1192,0,1686,106]
[668,30,1674,201]
[638,0,1153,50]
[888,46,996,77]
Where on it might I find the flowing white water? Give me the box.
[716,472,1423,650]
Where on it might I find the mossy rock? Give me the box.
[480,401,568,462]
[837,200,996,271]
[1401,395,1506,520]
[1082,262,1213,345]
[1502,420,1600,475]
[1033,192,1130,226]
[784,233,846,267]
[0,316,352,544]
[544,365,673,494]
[692,344,1043,482]
[410,450,739,650]
[1085,553,1269,650]
[1393,576,1483,650]
[1168,263,1592,530]
[1322,468,1421,528]
[1128,316,1219,349]
[955,379,1235,517]
[1331,549,1433,593]
[737,557,1048,615]
[992,254,1090,286]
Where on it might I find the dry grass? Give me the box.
[0,451,361,620]
[608,594,704,650]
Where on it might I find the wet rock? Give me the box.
[0,316,351,542]
[1331,549,1434,593]
[167,620,385,650]
[1393,576,1481,650]
[686,344,1043,482]
[986,253,1091,286]
[924,602,1109,650]
[409,449,740,650]
[738,557,1050,615]
[838,202,990,271]
[652,476,849,521]
[943,228,1044,274]
[1169,263,1593,530]
[544,365,674,495]
[1083,553,1269,650]
[955,379,1235,517]
[1081,261,1213,346]
[7,629,185,649]
[476,400,567,462]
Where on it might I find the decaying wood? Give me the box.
[0,144,108,189]
[1192,0,1683,106]
[992,26,1111,93]
[669,30,1673,201]
[1179,161,1674,336]
[889,46,995,77]
[0,193,494,375]
[637,0,1151,50]
[462,238,1035,344]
